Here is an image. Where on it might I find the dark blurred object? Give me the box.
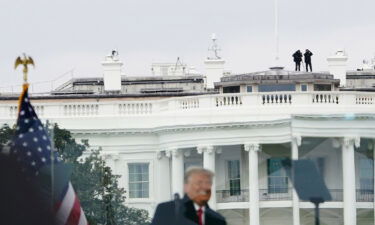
[0,153,55,225]
[292,50,303,71]
[283,159,331,225]
[304,49,313,72]
[152,194,225,225]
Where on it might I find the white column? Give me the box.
[292,136,301,225]
[156,151,171,203]
[166,148,184,197]
[197,146,218,209]
[244,143,261,225]
[341,137,360,225]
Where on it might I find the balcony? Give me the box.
[216,190,249,203]
[259,188,292,201]
[216,189,375,203]
[356,189,374,202]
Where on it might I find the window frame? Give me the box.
[127,162,151,199]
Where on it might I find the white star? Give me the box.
[24,119,29,124]
[29,128,34,132]
[16,126,20,130]
[31,161,36,166]
[35,171,39,176]
[42,135,47,140]
[33,137,38,142]
[20,110,25,115]
[28,107,33,112]
[27,151,31,156]
[22,142,28,147]
[24,98,29,102]
[37,147,42,152]
[33,117,37,120]
[41,157,46,162]
[46,145,51,150]
[38,126,43,131]
[18,134,24,138]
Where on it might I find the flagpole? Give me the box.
[47,120,55,208]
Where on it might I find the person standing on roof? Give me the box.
[304,49,313,72]
[292,50,303,71]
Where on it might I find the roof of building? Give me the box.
[215,68,340,86]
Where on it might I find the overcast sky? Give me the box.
[1,0,374,92]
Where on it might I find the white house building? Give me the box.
[0,47,375,225]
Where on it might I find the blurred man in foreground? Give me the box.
[151,167,227,225]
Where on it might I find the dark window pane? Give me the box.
[258,84,296,92]
[223,86,240,93]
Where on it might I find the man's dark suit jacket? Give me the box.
[151,195,227,225]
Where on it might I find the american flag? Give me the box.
[10,84,88,225]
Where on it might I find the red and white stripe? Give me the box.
[56,182,88,225]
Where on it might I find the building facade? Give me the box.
[0,50,375,225]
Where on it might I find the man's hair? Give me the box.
[184,167,214,184]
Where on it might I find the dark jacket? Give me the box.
[304,50,313,62]
[292,51,302,62]
[151,195,227,225]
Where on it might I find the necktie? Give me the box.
[197,207,203,225]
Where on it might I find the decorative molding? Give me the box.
[165,150,172,158]
[215,146,222,154]
[341,137,361,149]
[292,135,302,147]
[103,153,120,161]
[156,151,163,159]
[70,119,290,135]
[243,143,261,152]
[197,146,215,154]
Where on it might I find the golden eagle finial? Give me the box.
[15,53,35,83]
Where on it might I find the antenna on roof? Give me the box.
[274,0,279,63]
[174,57,186,75]
[270,0,284,70]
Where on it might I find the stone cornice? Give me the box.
[70,119,290,135]
[293,114,375,120]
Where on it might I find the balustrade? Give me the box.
[64,104,99,116]
[1,92,375,119]
[118,102,152,114]
[312,93,339,104]
[262,93,292,105]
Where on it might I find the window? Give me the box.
[258,84,296,92]
[128,163,149,198]
[314,84,331,91]
[359,158,374,192]
[301,84,307,91]
[246,86,253,93]
[227,160,241,195]
[223,86,240,93]
[267,158,288,193]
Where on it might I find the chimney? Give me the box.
[204,33,225,89]
[327,49,348,87]
[102,50,122,92]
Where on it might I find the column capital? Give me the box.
[244,143,261,152]
[292,135,302,147]
[197,145,214,154]
[341,137,361,149]
[156,151,164,159]
[165,148,180,158]
[103,153,120,161]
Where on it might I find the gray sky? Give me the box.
[1,0,374,92]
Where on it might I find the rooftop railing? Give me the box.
[0,92,374,120]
